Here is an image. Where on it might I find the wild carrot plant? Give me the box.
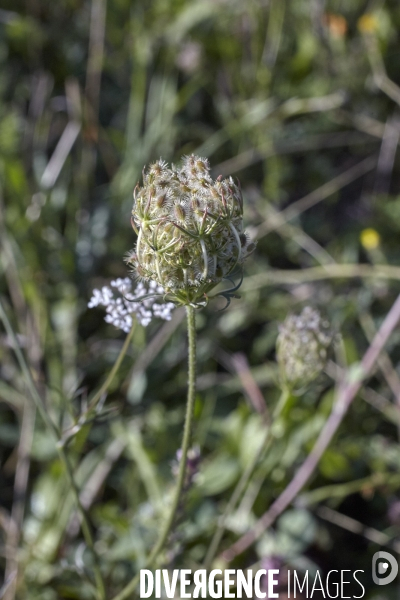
[3,2,400,598]
[103,155,254,599]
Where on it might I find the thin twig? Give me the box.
[128,308,185,381]
[255,155,377,239]
[88,320,137,410]
[217,350,269,422]
[221,292,400,562]
[40,120,81,189]
[205,92,347,170]
[231,352,269,420]
[359,312,400,399]
[333,109,386,140]
[261,0,285,68]
[80,0,107,190]
[257,204,336,265]
[363,31,400,108]
[373,112,400,195]
[0,193,27,334]
[325,360,400,427]
[244,263,400,291]
[213,131,377,177]
[316,505,400,553]
[67,437,126,538]
[299,472,400,507]
[359,312,400,439]
[362,387,400,426]
[85,0,107,126]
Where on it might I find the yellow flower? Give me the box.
[357,14,378,34]
[360,228,380,250]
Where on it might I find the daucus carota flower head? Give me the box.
[88,278,175,331]
[126,155,255,307]
[276,307,333,392]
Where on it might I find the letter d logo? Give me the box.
[372,551,398,586]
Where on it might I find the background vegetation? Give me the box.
[1,0,400,598]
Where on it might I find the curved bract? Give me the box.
[127,155,255,307]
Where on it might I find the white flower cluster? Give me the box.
[88,278,175,331]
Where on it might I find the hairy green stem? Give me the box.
[111,305,197,600]
[0,299,106,600]
[204,387,290,569]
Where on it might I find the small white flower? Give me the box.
[88,277,175,332]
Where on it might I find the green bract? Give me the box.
[127,155,254,307]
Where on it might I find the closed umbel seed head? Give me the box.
[276,307,333,392]
[129,156,254,307]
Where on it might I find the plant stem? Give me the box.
[111,305,197,600]
[203,387,290,569]
[88,320,137,410]
[0,299,107,600]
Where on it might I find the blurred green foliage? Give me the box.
[1,0,400,598]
